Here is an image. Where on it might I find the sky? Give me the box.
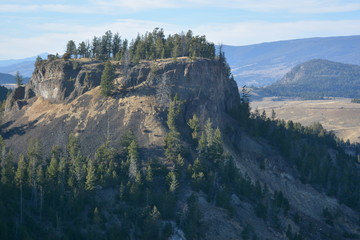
[1,0,360,60]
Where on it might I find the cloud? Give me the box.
[0,4,95,14]
[0,19,180,59]
[88,0,360,14]
[2,18,360,60]
[1,0,360,14]
[195,20,360,46]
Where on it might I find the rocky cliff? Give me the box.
[2,57,359,240]
[3,58,240,157]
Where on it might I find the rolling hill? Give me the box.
[0,72,15,85]
[262,59,360,99]
[223,35,360,87]
[0,52,48,78]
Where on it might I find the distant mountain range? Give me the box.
[1,35,360,87]
[261,59,360,99]
[0,53,48,78]
[223,35,360,87]
[0,72,16,85]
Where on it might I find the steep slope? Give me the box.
[1,57,359,240]
[223,35,360,87]
[3,58,240,157]
[263,59,360,99]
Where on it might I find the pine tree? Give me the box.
[145,163,153,183]
[127,140,139,182]
[85,158,97,191]
[66,40,77,58]
[15,154,27,187]
[188,114,200,140]
[167,171,179,193]
[67,134,85,191]
[271,109,276,121]
[100,61,115,96]
[165,95,184,160]
[15,154,26,225]
[1,151,14,186]
[144,206,161,239]
[47,154,59,186]
[15,71,23,87]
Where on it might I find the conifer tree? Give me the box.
[66,40,77,58]
[15,71,23,87]
[127,140,139,182]
[100,61,115,96]
[188,114,200,140]
[1,151,14,186]
[15,154,26,225]
[165,95,184,160]
[145,163,153,183]
[47,153,59,187]
[15,154,27,187]
[167,171,179,193]
[85,158,97,191]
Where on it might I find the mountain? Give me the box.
[0,72,15,85]
[0,56,359,239]
[223,35,360,87]
[0,52,48,78]
[262,59,360,99]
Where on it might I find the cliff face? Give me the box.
[2,58,359,240]
[3,58,240,156]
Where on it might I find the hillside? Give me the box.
[262,59,360,99]
[223,35,360,87]
[1,56,360,238]
[0,72,15,85]
[251,97,360,143]
[0,53,48,78]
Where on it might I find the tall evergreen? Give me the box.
[100,61,115,96]
[127,140,139,182]
[85,158,97,191]
[15,71,23,87]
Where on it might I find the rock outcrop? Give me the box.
[2,58,240,156]
[2,57,359,240]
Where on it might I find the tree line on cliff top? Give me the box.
[43,28,216,64]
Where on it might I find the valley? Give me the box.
[251,97,360,143]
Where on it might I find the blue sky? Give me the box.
[1,0,360,60]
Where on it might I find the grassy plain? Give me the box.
[251,97,360,143]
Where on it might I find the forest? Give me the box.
[0,30,359,239]
[43,28,216,64]
[0,89,359,239]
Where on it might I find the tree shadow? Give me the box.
[2,120,38,139]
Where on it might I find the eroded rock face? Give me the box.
[7,58,240,124]
[4,86,25,111]
[3,58,240,156]
[28,60,104,103]
[2,58,360,240]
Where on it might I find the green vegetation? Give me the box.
[247,108,360,211]
[0,86,10,103]
[351,98,360,103]
[263,59,360,99]
[100,61,115,96]
[1,42,359,239]
[62,28,215,62]
[15,72,23,87]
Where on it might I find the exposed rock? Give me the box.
[2,58,240,157]
[5,86,25,111]
[27,59,104,103]
[2,57,359,240]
